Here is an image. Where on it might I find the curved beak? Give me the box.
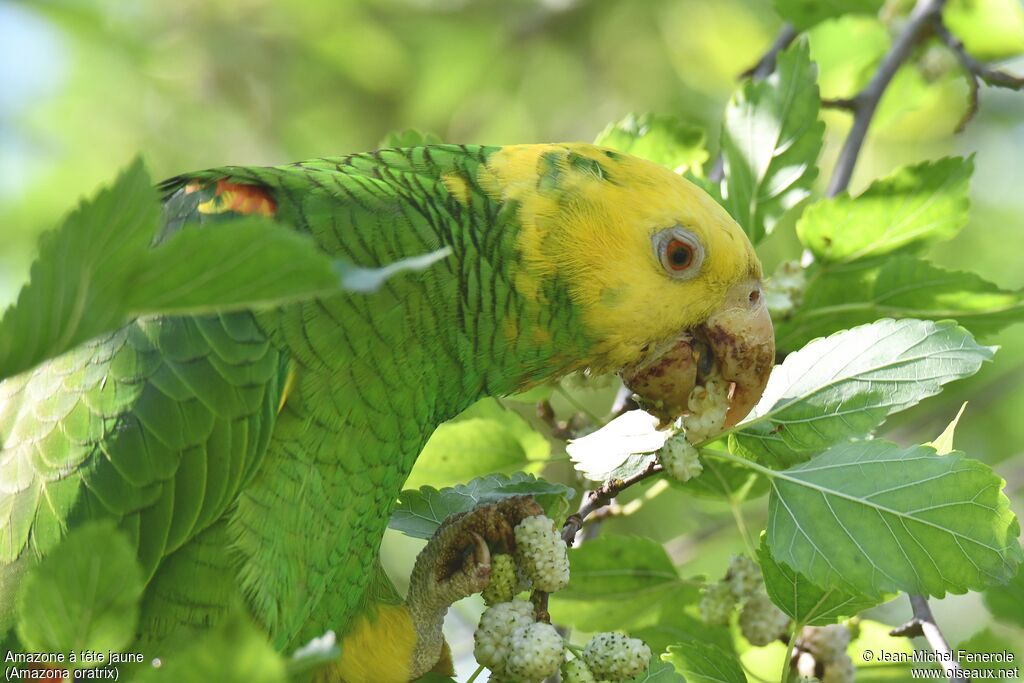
[702,279,775,427]
[620,279,775,430]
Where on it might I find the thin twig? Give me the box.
[931,17,1024,132]
[560,460,662,545]
[891,594,971,680]
[741,23,799,80]
[827,0,947,196]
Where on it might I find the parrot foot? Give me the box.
[405,496,544,678]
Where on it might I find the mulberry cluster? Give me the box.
[699,554,791,647]
[514,514,571,592]
[681,377,730,444]
[657,434,704,482]
[472,512,654,682]
[796,624,856,683]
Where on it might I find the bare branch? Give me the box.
[827,0,947,196]
[560,459,662,545]
[891,594,972,681]
[741,24,800,80]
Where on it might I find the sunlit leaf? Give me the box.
[796,157,973,263]
[982,567,1024,627]
[663,641,747,683]
[595,113,709,175]
[550,535,695,632]
[16,521,144,663]
[732,318,993,467]
[405,399,549,490]
[566,410,667,481]
[928,402,967,455]
[378,128,444,148]
[720,40,824,243]
[945,0,1024,60]
[765,440,1023,598]
[133,610,286,683]
[773,0,883,29]
[389,473,574,540]
[757,536,881,625]
[775,256,1024,350]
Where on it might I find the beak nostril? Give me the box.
[748,289,760,305]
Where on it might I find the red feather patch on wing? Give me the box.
[187,179,277,217]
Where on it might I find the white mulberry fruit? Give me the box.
[739,591,790,646]
[514,514,571,592]
[699,581,736,626]
[473,599,535,674]
[802,624,852,663]
[583,631,651,681]
[482,554,519,605]
[726,554,763,599]
[658,434,703,482]
[505,622,564,682]
[682,378,729,444]
[561,658,598,683]
[822,653,856,683]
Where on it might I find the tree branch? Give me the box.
[741,23,799,80]
[891,594,971,680]
[560,459,662,545]
[931,16,1024,132]
[827,0,947,196]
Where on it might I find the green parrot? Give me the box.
[0,143,774,682]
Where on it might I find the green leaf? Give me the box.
[720,40,824,243]
[0,160,452,383]
[550,535,696,632]
[405,399,549,490]
[16,521,144,663]
[757,536,881,625]
[945,0,1024,60]
[627,659,687,683]
[983,567,1024,627]
[566,410,668,482]
[764,440,1023,599]
[595,113,709,175]
[732,318,993,468]
[388,472,574,540]
[808,16,890,100]
[133,610,286,683]
[775,256,1024,351]
[662,641,747,683]
[378,128,444,148]
[796,157,973,263]
[928,402,967,455]
[773,0,884,29]
[679,454,768,501]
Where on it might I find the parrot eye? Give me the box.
[654,227,704,280]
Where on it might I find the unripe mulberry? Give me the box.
[505,622,565,682]
[802,624,852,663]
[658,434,703,482]
[583,631,651,681]
[473,599,535,673]
[482,554,518,605]
[514,514,570,592]
[822,653,856,683]
[739,591,790,646]
[561,658,598,683]
[682,378,730,444]
[699,581,736,626]
[726,554,763,599]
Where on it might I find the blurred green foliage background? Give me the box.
[1,0,1023,678]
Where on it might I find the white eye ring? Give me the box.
[653,227,704,280]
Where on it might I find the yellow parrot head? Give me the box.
[482,143,775,428]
